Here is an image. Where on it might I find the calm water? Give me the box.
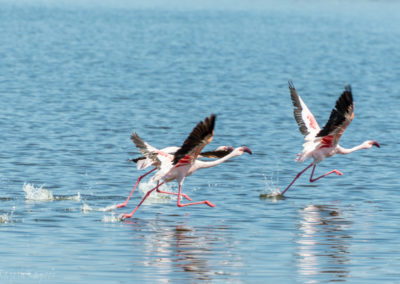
[0,0,399,283]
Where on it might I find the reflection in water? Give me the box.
[174,225,212,281]
[130,216,241,282]
[295,205,352,283]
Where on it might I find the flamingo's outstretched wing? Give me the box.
[289,81,321,139]
[173,114,216,166]
[316,85,354,147]
[131,132,160,155]
[199,146,234,159]
[130,133,174,169]
[131,145,231,164]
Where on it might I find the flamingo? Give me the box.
[121,114,252,218]
[116,133,235,209]
[281,81,380,196]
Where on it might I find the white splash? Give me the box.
[265,174,281,194]
[63,192,81,201]
[82,204,123,222]
[81,203,93,213]
[0,213,11,223]
[23,183,54,201]
[138,180,174,205]
[81,203,117,213]
[102,213,124,223]
[0,207,15,224]
[99,204,118,212]
[82,181,176,218]
[259,174,283,200]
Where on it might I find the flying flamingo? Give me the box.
[121,114,252,218]
[281,81,380,196]
[116,133,234,209]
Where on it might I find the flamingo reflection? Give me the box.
[131,218,240,281]
[295,204,352,282]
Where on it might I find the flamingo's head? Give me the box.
[240,146,252,155]
[364,140,380,149]
[372,140,380,148]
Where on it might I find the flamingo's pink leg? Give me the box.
[281,163,313,196]
[116,167,157,208]
[176,184,215,208]
[309,164,343,182]
[122,181,165,219]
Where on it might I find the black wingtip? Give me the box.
[342,85,353,103]
[288,80,295,89]
[128,157,144,163]
[316,85,354,138]
[172,114,217,165]
[203,114,216,137]
[130,132,139,142]
[208,114,216,130]
[340,85,354,107]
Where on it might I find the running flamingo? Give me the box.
[281,81,380,196]
[121,114,252,218]
[116,133,234,209]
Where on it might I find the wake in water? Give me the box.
[86,181,180,222]
[81,203,117,213]
[82,181,174,214]
[81,204,124,222]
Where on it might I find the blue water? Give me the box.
[0,0,399,283]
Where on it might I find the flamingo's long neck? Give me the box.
[194,150,241,169]
[336,141,372,155]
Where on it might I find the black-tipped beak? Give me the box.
[373,141,380,148]
[242,146,252,155]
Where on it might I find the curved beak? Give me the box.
[373,140,380,148]
[242,146,252,155]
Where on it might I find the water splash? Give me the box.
[138,180,174,204]
[0,213,11,223]
[0,207,15,224]
[23,183,54,202]
[259,174,284,200]
[23,183,81,202]
[82,204,124,222]
[81,203,117,213]
[55,192,81,201]
[81,203,93,214]
[102,212,124,223]
[82,181,177,217]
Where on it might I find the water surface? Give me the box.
[0,0,399,283]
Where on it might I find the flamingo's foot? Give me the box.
[334,170,343,176]
[205,201,216,207]
[181,193,192,201]
[116,203,127,209]
[122,213,133,219]
[177,200,216,208]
